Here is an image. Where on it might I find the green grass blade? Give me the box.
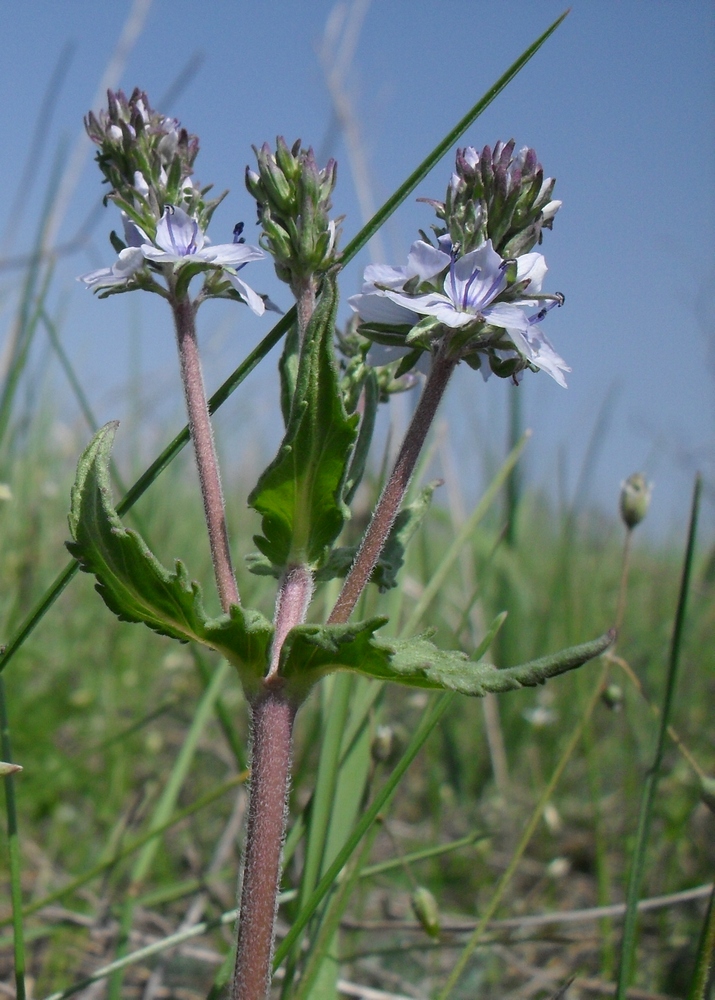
[8,771,246,923]
[687,884,715,1000]
[293,825,378,1000]
[279,673,356,997]
[0,677,26,1000]
[438,660,610,998]
[273,691,456,971]
[107,658,231,1000]
[615,474,703,998]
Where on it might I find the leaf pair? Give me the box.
[67,421,613,706]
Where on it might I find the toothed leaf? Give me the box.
[248,274,359,569]
[278,615,614,704]
[67,422,273,697]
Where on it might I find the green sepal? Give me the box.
[67,422,273,698]
[248,274,359,569]
[174,260,212,300]
[393,347,425,379]
[357,322,414,347]
[405,315,441,349]
[278,613,614,705]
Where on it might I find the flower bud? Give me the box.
[429,141,560,258]
[619,473,652,530]
[84,89,216,236]
[601,683,624,711]
[246,137,340,291]
[0,761,22,776]
[411,886,440,938]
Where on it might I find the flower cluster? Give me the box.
[423,141,561,258]
[246,138,338,291]
[80,91,265,311]
[84,88,216,234]
[350,141,568,386]
[349,236,569,386]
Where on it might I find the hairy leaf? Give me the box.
[67,422,273,697]
[248,274,359,569]
[279,615,614,704]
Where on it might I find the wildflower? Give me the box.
[349,237,569,386]
[79,206,266,313]
[78,213,149,290]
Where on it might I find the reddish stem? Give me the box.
[329,347,457,625]
[171,295,240,612]
[232,689,296,1000]
[231,282,319,998]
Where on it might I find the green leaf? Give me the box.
[67,422,273,697]
[313,481,439,590]
[248,274,359,569]
[278,615,614,704]
[278,321,300,427]
[372,480,439,591]
[343,368,378,504]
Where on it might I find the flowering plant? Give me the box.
[65,74,612,1000]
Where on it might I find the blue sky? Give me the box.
[0,1,712,540]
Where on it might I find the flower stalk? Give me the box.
[171,294,240,611]
[329,343,457,625]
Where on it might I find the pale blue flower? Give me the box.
[79,206,266,314]
[78,214,149,289]
[141,206,265,314]
[349,237,569,386]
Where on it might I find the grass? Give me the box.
[0,414,713,999]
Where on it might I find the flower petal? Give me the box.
[405,240,450,282]
[349,291,419,327]
[515,252,547,292]
[509,325,570,387]
[154,206,204,256]
[226,273,265,315]
[199,243,264,267]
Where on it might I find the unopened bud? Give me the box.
[620,473,652,529]
[601,683,624,711]
[0,761,22,777]
[411,886,440,938]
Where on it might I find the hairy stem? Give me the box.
[232,271,319,996]
[232,690,296,1000]
[329,346,457,624]
[268,564,315,679]
[293,275,317,342]
[171,295,239,612]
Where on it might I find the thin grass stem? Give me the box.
[0,676,26,1000]
[615,474,702,998]
[273,691,456,970]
